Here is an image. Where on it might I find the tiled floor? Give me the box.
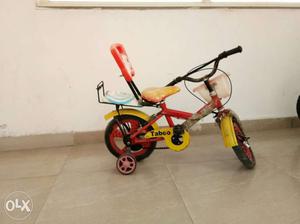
[0,128,300,224]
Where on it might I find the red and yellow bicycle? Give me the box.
[97,43,256,175]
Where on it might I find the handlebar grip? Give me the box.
[218,46,243,59]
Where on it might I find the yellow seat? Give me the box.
[141,86,180,103]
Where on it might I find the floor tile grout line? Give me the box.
[166,164,195,224]
[33,148,72,224]
[32,175,60,224]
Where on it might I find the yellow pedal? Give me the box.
[145,127,190,152]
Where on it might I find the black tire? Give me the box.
[297,95,300,119]
[232,117,256,169]
[105,115,156,161]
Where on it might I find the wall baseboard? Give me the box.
[0,117,299,152]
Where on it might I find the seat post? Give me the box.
[131,81,141,96]
[127,81,141,100]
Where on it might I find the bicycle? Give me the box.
[97,43,256,175]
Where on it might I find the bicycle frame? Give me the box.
[130,93,223,145]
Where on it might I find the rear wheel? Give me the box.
[105,115,157,161]
[232,118,256,169]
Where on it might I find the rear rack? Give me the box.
[96,81,158,108]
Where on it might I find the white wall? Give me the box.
[0,0,300,137]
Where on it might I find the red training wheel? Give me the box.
[116,154,137,175]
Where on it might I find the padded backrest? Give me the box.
[110,43,135,82]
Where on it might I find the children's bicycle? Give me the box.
[97,43,256,175]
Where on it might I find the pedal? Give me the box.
[173,124,184,136]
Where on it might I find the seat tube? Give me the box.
[165,116,175,127]
[160,102,175,127]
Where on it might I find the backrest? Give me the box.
[110,43,135,82]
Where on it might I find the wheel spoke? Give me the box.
[108,116,157,162]
[128,120,140,134]
[111,127,123,138]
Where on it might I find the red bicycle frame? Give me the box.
[130,93,223,145]
[109,43,234,145]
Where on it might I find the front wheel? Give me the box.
[232,117,256,169]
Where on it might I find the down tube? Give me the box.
[130,113,164,140]
[182,101,215,130]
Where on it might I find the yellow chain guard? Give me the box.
[145,127,190,152]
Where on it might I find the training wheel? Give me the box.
[116,154,137,175]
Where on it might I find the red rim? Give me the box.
[116,154,136,175]
[109,118,152,157]
[233,122,255,162]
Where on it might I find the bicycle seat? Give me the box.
[110,43,180,104]
[141,86,180,103]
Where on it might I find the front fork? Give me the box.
[215,110,239,148]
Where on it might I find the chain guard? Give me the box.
[145,127,190,152]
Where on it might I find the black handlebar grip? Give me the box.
[218,46,243,59]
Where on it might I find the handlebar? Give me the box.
[166,46,242,86]
[218,46,242,60]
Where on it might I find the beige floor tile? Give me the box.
[63,143,166,174]
[0,128,299,224]
[168,160,300,224]
[35,165,192,224]
[264,151,300,179]
[163,134,238,165]
[0,147,70,180]
[251,129,300,158]
[62,144,114,173]
[0,176,57,224]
